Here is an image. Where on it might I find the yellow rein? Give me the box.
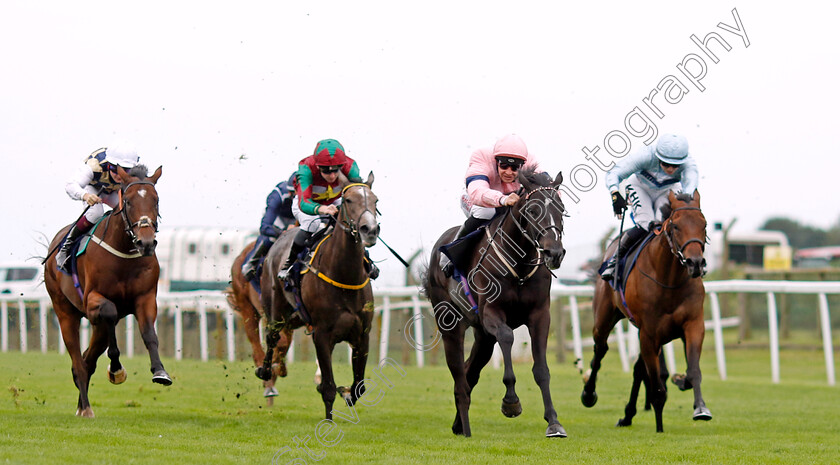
[300,233,370,290]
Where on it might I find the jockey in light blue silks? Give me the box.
[57,142,140,273]
[600,133,699,281]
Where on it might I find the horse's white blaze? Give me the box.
[545,197,559,240]
[138,189,147,198]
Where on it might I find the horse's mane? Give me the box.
[517,166,552,189]
[128,164,149,179]
[660,191,695,219]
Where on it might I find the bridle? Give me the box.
[336,183,376,243]
[661,206,705,268]
[116,180,159,246]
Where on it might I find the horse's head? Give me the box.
[117,165,162,256]
[662,190,706,278]
[338,171,379,247]
[515,168,566,270]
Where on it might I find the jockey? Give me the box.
[277,139,379,280]
[241,173,297,281]
[57,142,140,273]
[600,133,699,281]
[441,133,541,277]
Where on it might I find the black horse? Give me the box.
[424,167,567,438]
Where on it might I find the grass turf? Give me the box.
[1,346,838,464]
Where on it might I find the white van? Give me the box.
[0,262,45,296]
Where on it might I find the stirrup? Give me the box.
[242,262,257,281]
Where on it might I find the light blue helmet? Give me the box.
[654,134,689,164]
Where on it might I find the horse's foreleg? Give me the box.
[527,309,567,438]
[257,321,281,381]
[134,294,171,386]
[86,292,125,384]
[617,356,647,427]
[312,331,337,420]
[684,321,712,421]
[481,308,520,418]
[464,330,496,395]
[348,333,370,407]
[639,334,667,432]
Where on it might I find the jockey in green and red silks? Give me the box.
[278,139,377,280]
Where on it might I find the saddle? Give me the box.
[278,219,337,326]
[598,228,658,323]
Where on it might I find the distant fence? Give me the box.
[1,280,836,386]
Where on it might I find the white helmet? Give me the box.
[654,134,689,165]
[105,141,139,168]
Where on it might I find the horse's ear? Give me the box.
[117,165,130,182]
[692,189,700,206]
[336,170,350,189]
[149,166,163,184]
[668,189,677,204]
[365,171,374,188]
[552,171,563,187]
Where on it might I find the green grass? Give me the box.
[1,347,838,465]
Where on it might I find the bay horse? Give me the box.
[227,241,294,405]
[423,168,567,438]
[581,190,710,432]
[43,165,170,417]
[255,172,378,419]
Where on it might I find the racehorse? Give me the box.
[255,172,378,420]
[43,165,170,417]
[581,190,710,432]
[423,167,567,438]
[227,241,294,405]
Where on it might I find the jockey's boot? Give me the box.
[600,225,647,281]
[441,215,487,278]
[241,237,273,281]
[56,217,94,273]
[278,229,311,281]
[364,249,379,280]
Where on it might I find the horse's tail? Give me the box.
[224,286,244,317]
[419,264,431,299]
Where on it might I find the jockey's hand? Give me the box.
[611,191,627,218]
[82,193,101,206]
[318,205,339,216]
[502,193,520,206]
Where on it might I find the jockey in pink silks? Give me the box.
[441,134,542,277]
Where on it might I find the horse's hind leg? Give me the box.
[683,320,712,421]
[86,292,126,385]
[133,293,172,385]
[645,351,668,411]
[440,329,471,437]
[527,306,567,438]
[54,306,93,417]
[617,356,647,427]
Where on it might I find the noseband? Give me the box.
[507,186,565,255]
[662,206,705,268]
[337,183,376,243]
[119,180,159,245]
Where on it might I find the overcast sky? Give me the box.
[2,1,838,286]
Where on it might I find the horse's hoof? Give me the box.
[581,390,598,408]
[616,418,632,427]
[693,406,712,421]
[255,366,272,381]
[152,370,173,386]
[264,386,279,397]
[501,400,522,418]
[671,373,692,391]
[337,386,352,403]
[108,368,127,385]
[76,407,95,418]
[545,423,567,438]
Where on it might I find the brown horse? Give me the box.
[227,240,294,405]
[256,172,378,419]
[43,165,169,417]
[581,190,710,432]
[423,168,567,438]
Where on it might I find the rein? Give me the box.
[95,180,159,259]
[478,185,563,285]
[303,182,375,290]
